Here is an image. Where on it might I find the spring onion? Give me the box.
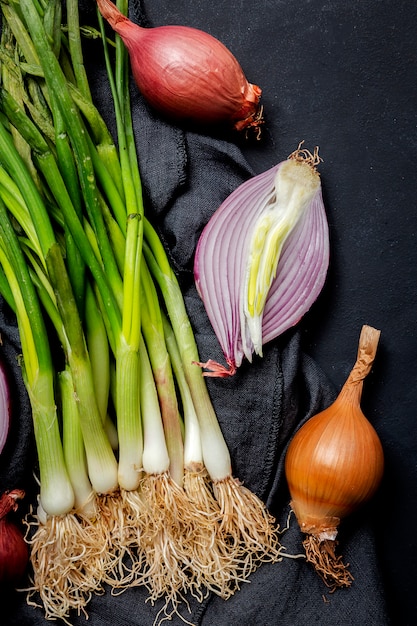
[0,1,290,622]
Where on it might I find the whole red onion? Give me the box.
[0,490,29,584]
[96,0,263,132]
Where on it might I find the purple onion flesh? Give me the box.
[0,357,11,456]
[194,149,330,375]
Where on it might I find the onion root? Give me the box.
[303,535,354,590]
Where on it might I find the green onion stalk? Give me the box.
[0,0,287,621]
[0,73,121,626]
[95,2,278,609]
[0,0,126,615]
[23,250,119,616]
[0,113,118,502]
[137,259,201,608]
[96,2,210,607]
[161,313,245,600]
[0,198,89,621]
[97,0,285,604]
[0,0,146,611]
[143,225,283,580]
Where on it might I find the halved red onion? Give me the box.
[0,356,11,455]
[194,146,329,376]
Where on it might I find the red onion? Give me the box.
[0,356,11,456]
[194,144,330,375]
[0,490,29,584]
[96,0,262,132]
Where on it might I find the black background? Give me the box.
[140,1,417,624]
[0,1,414,624]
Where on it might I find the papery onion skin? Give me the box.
[194,145,329,376]
[285,388,384,537]
[284,325,384,588]
[96,0,262,132]
[0,355,11,456]
[0,490,29,584]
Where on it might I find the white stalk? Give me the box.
[25,378,75,517]
[140,338,170,475]
[116,340,143,490]
[162,315,203,467]
[67,347,119,495]
[59,368,97,518]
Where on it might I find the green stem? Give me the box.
[143,225,232,481]
[0,160,42,260]
[0,113,56,259]
[139,335,170,475]
[49,89,85,313]
[65,0,91,100]
[97,2,146,492]
[46,243,119,495]
[115,336,143,490]
[84,280,110,426]
[60,367,97,518]
[140,259,184,487]
[162,313,203,468]
[0,88,122,345]
[19,0,123,310]
[43,0,62,59]
[0,196,74,516]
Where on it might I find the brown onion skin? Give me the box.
[96,0,262,131]
[0,490,29,584]
[285,383,385,537]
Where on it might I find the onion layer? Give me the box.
[194,144,329,375]
[0,355,11,456]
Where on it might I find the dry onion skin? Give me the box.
[284,325,384,589]
[194,143,329,376]
[96,0,263,133]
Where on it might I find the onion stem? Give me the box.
[60,367,97,518]
[142,228,232,481]
[0,1,287,621]
[0,196,74,517]
[140,259,184,487]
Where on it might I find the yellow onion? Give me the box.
[284,325,384,588]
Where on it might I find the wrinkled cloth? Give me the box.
[1,1,390,624]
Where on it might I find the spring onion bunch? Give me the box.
[0,0,286,622]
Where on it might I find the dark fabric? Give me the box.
[1,0,394,625]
